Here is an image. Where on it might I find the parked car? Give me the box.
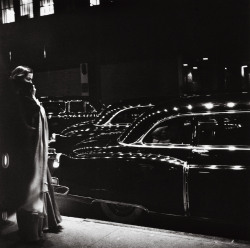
[50,98,159,154]
[39,96,101,136]
[50,93,250,226]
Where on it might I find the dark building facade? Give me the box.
[0,0,249,103]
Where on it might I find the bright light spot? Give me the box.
[193,67,198,70]
[2,153,9,168]
[187,72,193,83]
[241,65,248,77]
[203,145,211,149]
[53,160,60,168]
[202,58,208,60]
[173,107,178,111]
[90,0,100,6]
[227,102,236,108]
[228,146,236,151]
[187,104,192,110]
[232,166,243,170]
[203,103,214,109]
[183,64,188,67]
[209,165,217,169]
[2,8,15,24]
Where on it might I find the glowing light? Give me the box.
[228,146,236,151]
[193,67,198,70]
[209,165,217,169]
[183,64,188,67]
[241,65,248,77]
[173,107,178,111]
[202,58,208,60]
[90,0,100,6]
[2,153,9,168]
[203,103,214,109]
[53,160,60,168]
[225,67,227,70]
[187,104,192,110]
[43,46,46,58]
[232,166,244,170]
[226,102,236,108]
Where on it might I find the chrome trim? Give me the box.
[55,193,148,212]
[183,162,190,216]
[189,164,248,170]
[92,199,148,212]
[119,143,250,151]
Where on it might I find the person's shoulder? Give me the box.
[20,95,40,111]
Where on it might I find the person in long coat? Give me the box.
[8,65,61,242]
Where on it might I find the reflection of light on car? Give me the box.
[232,166,244,170]
[227,102,236,108]
[51,153,62,168]
[203,103,214,109]
[228,146,236,151]
[209,165,217,169]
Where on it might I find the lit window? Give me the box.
[90,0,100,6]
[20,0,34,19]
[1,0,15,24]
[40,0,54,16]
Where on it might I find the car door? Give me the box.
[188,112,250,224]
[119,116,195,215]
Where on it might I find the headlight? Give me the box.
[48,151,62,169]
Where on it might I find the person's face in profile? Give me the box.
[24,72,33,84]
[24,72,36,96]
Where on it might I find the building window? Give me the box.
[40,0,54,16]
[1,0,15,24]
[20,0,34,19]
[90,0,100,7]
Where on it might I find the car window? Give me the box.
[68,101,96,113]
[143,117,193,144]
[41,101,66,114]
[110,107,149,124]
[197,113,250,145]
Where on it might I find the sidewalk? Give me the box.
[0,214,249,248]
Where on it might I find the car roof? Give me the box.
[119,92,250,144]
[95,96,172,125]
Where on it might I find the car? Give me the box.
[39,96,100,136]
[50,98,159,154]
[50,93,250,226]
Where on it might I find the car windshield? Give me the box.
[68,101,97,113]
[41,101,66,114]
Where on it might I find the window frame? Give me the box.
[193,111,250,148]
[141,115,195,146]
[1,0,15,24]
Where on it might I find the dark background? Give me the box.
[0,0,249,103]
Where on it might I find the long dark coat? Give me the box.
[0,79,61,230]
